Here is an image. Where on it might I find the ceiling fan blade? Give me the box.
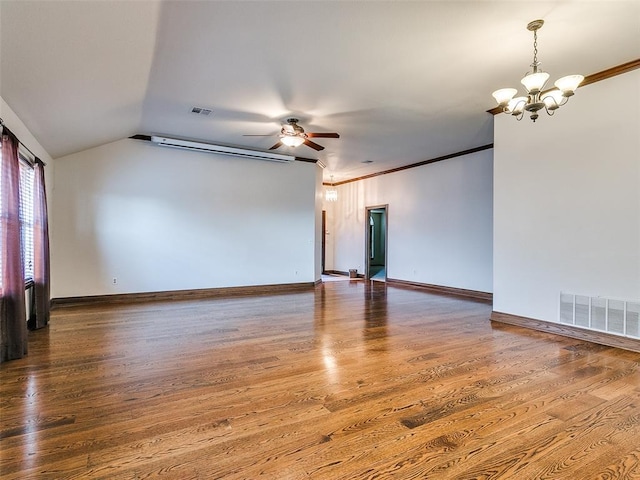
[303,139,325,151]
[307,133,340,138]
[269,141,283,150]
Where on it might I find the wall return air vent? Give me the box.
[149,136,296,163]
[560,292,640,339]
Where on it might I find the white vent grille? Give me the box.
[191,107,212,116]
[560,293,640,340]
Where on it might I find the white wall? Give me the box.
[324,149,493,293]
[51,139,319,298]
[1,97,53,163]
[493,69,640,322]
[0,96,54,199]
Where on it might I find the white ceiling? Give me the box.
[1,1,639,182]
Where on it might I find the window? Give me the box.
[0,147,35,286]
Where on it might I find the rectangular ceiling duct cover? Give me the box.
[150,136,295,163]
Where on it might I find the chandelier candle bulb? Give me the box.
[491,19,583,122]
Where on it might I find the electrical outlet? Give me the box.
[112,278,117,284]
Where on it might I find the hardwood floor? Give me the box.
[2,281,640,479]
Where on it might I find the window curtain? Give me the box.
[28,159,50,330]
[0,129,27,362]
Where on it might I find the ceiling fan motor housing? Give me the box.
[284,118,305,135]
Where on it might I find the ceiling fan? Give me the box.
[244,118,339,151]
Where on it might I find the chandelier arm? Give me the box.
[541,93,558,111]
[543,91,569,107]
[543,103,555,116]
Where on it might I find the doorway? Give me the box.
[365,205,388,281]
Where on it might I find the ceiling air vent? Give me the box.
[191,107,212,116]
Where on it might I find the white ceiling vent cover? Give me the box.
[191,107,212,116]
[150,136,295,163]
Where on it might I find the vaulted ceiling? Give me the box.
[1,1,638,182]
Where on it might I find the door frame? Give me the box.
[365,204,388,281]
[322,210,326,273]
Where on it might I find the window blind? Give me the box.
[19,156,35,283]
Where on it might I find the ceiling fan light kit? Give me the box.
[281,134,305,147]
[492,19,584,122]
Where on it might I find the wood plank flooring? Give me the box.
[2,281,640,479]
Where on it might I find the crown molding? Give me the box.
[322,144,493,187]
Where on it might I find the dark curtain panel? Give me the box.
[0,129,27,362]
[28,159,50,330]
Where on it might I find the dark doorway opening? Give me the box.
[365,205,388,281]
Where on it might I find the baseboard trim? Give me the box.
[51,282,317,308]
[323,270,364,279]
[491,311,640,353]
[324,269,349,276]
[386,278,492,303]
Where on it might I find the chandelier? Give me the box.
[325,175,338,202]
[492,19,584,122]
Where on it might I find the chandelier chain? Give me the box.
[532,29,538,66]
